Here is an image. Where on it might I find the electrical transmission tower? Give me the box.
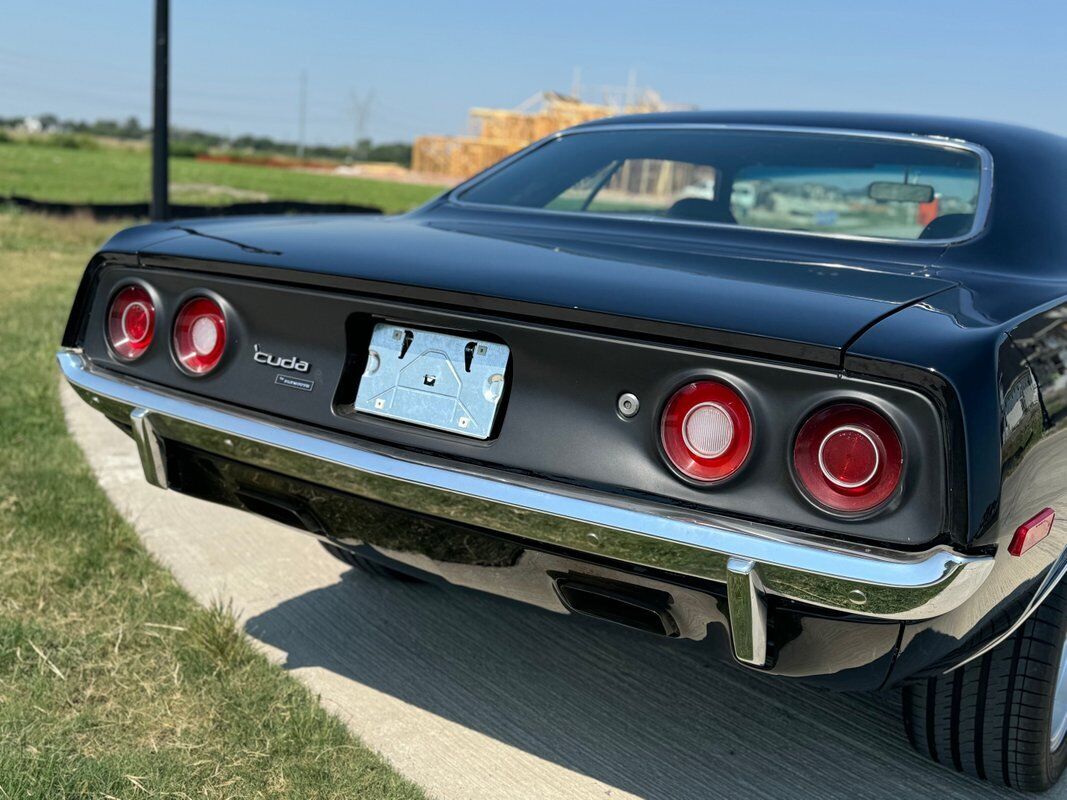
[349,90,375,159]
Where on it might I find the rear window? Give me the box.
[457,128,987,243]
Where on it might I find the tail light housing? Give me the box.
[173,296,227,375]
[793,403,903,514]
[661,380,753,483]
[106,285,155,360]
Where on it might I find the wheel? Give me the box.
[903,579,1067,791]
[319,542,423,582]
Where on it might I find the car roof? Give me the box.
[574,110,1064,150]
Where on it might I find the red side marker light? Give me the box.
[1008,508,1056,557]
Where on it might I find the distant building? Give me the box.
[412,89,686,181]
[19,116,44,134]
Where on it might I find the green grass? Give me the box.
[0,209,425,799]
[0,140,442,214]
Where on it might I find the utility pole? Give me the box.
[626,68,638,110]
[570,66,582,100]
[349,90,374,160]
[297,70,307,160]
[151,0,169,221]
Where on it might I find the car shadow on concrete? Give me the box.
[245,569,1014,800]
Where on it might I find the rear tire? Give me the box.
[319,542,423,582]
[903,579,1067,791]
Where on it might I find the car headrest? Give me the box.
[919,213,975,240]
[666,198,737,225]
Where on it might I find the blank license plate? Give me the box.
[354,323,510,439]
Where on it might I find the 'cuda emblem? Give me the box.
[253,344,310,373]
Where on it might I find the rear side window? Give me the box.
[458,128,987,243]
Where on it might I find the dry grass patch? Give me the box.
[0,209,424,799]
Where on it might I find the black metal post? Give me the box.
[151,0,169,221]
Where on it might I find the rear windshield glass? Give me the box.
[457,129,986,242]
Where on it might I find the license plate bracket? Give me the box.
[353,323,510,440]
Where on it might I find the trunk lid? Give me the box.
[129,214,956,365]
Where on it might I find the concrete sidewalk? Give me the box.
[61,381,1024,800]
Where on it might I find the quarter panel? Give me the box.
[870,305,1067,682]
[845,288,1008,545]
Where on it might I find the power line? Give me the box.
[0,69,148,110]
[0,45,299,86]
[0,58,423,142]
[0,46,426,134]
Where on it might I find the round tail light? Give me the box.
[661,380,753,483]
[173,297,227,375]
[107,285,155,360]
[793,404,903,514]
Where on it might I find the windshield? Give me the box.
[457,128,986,242]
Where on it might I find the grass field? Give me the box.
[0,139,443,214]
[0,209,425,799]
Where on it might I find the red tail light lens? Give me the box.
[793,404,903,514]
[107,285,155,360]
[661,381,753,483]
[173,297,227,375]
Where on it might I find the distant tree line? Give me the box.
[0,115,413,166]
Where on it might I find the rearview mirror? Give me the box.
[868,181,935,203]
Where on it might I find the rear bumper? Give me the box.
[58,348,994,667]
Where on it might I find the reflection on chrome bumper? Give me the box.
[58,349,994,666]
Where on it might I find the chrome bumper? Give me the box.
[58,349,994,666]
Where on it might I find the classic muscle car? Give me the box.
[59,111,1067,790]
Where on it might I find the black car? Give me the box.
[60,111,1067,791]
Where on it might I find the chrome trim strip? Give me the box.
[58,349,993,621]
[947,547,1067,673]
[818,425,880,489]
[130,407,168,488]
[727,558,768,666]
[448,123,994,247]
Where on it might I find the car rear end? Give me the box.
[59,239,993,685]
[65,117,1067,788]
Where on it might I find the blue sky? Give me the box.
[2,0,1066,145]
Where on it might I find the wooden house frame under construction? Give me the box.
[412,89,681,181]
